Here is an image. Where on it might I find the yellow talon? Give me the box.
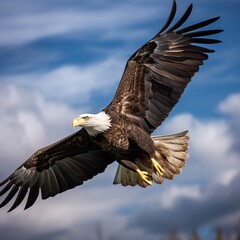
[151,158,164,176]
[136,169,152,186]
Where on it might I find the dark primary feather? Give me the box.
[108,0,223,134]
[157,0,177,34]
[0,130,114,211]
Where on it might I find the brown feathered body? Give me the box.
[91,108,155,161]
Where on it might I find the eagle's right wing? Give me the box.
[0,129,114,211]
[108,0,222,134]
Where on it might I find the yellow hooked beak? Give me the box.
[72,117,86,128]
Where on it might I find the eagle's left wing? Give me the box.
[108,0,222,134]
[0,129,114,211]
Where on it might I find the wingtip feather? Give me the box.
[157,0,177,35]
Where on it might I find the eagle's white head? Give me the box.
[72,111,111,136]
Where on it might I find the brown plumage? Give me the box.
[0,0,223,211]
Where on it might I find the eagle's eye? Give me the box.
[82,116,89,120]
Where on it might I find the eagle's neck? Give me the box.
[85,111,112,136]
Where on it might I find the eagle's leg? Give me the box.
[150,158,164,176]
[118,159,152,186]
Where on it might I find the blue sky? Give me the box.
[0,0,239,239]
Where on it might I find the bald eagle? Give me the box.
[0,0,222,212]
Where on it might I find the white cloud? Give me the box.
[0,180,140,240]
[0,85,79,173]
[140,185,201,209]
[1,58,124,105]
[218,92,240,115]
[219,169,239,186]
[218,92,240,153]
[128,172,240,237]
[0,2,162,46]
[159,185,201,209]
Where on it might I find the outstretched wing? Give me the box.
[0,129,114,211]
[108,0,223,134]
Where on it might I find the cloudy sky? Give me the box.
[0,0,239,239]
